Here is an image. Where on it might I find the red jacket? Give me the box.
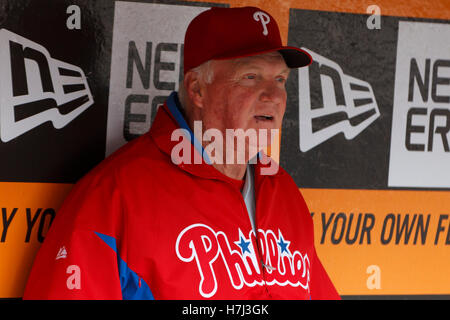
[23,92,340,300]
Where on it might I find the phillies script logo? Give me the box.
[175,223,311,298]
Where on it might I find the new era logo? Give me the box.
[297,48,380,152]
[0,29,94,142]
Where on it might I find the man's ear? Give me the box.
[184,71,205,108]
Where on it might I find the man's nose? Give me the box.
[259,81,285,103]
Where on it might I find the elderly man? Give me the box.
[24,6,339,300]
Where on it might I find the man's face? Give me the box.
[199,52,289,154]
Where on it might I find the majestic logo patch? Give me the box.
[56,246,68,260]
[297,48,380,152]
[175,223,310,298]
[0,28,94,142]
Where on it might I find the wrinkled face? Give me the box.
[199,52,289,155]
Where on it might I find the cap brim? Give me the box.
[213,46,312,69]
[278,46,313,68]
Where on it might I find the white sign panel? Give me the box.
[106,1,208,156]
[388,21,450,188]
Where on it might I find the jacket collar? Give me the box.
[148,92,284,184]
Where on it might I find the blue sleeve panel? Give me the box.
[94,231,154,300]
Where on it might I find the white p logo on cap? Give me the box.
[253,11,270,36]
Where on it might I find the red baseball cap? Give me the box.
[183,6,312,74]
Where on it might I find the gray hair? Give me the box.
[178,51,286,107]
[178,60,214,108]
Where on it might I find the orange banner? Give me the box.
[190,0,450,45]
[302,188,450,295]
[0,182,73,298]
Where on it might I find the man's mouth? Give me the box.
[254,115,274,121]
